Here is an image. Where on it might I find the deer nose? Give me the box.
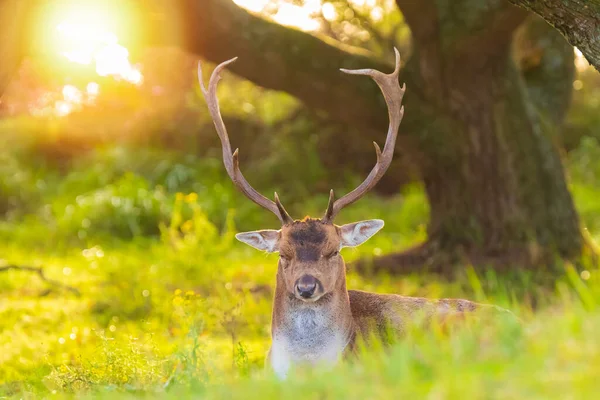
[295,275,318,299]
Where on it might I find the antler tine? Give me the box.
[324,189,335,221]
[198,58,293,225]
[274,192,294,225]
[323,48,405,222]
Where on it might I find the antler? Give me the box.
[323,48,405,222]
[198,58,294,225]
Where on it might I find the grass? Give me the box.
[1,136,600,399]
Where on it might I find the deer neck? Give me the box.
[269,262,355,379]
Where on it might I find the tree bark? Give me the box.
[363,1,583,272]
[507,0,600,72]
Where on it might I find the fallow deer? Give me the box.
[198,49,511,379]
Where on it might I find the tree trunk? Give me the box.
[365,1,583,272]
[166,0,585,271]
[508,0,600,72]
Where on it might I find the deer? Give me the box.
[198,49,512,379]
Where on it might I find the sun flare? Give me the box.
[56,20,142,85]
[30,2,143,117]
[233,0,322,31]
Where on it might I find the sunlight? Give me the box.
[233,0,321,31]
[233,0,271,13]
[56,18,143,85]
[231,0,384,33]
[574,47,590,72]
[31,2,143,117]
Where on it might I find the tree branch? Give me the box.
[171,0,391,132]
[146,0,460,178]
[507,0,600,71]
[0,264,81,296]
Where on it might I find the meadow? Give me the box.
[1,112,600,398]
[2,0,600,396]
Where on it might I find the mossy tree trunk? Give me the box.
[367,0,583,271]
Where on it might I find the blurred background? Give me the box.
[1,0,600,397]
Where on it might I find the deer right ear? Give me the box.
[339,219,384,248]
[235,230,280,252]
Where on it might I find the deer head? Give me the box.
[198,49,405,302]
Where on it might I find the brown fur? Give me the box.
[250,218,516,379]
[267,219,510,371]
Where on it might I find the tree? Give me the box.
[1,0,593,272]
[170,0,584,271]
[508,0,600,72]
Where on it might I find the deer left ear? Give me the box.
[339,219,384,248]
[235,230,280,252]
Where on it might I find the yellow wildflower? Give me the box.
[185,193,198,203]
[181,220,194,233]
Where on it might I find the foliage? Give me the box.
[0,129,599,398]
[1,4,600,395]
[313,0,408,56]
[567,137,600,235]
[564,59,600,149]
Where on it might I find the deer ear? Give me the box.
[235,230,280,252]
[339,220,384,248]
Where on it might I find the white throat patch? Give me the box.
[269,306,351,379]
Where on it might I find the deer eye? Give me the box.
[326,250,339,258]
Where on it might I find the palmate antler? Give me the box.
[198,48,405,225]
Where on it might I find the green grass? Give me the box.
[1,137,600,399]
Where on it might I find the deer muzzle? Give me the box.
[295,274,321,300]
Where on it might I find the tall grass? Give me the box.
[1,135,599,399]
